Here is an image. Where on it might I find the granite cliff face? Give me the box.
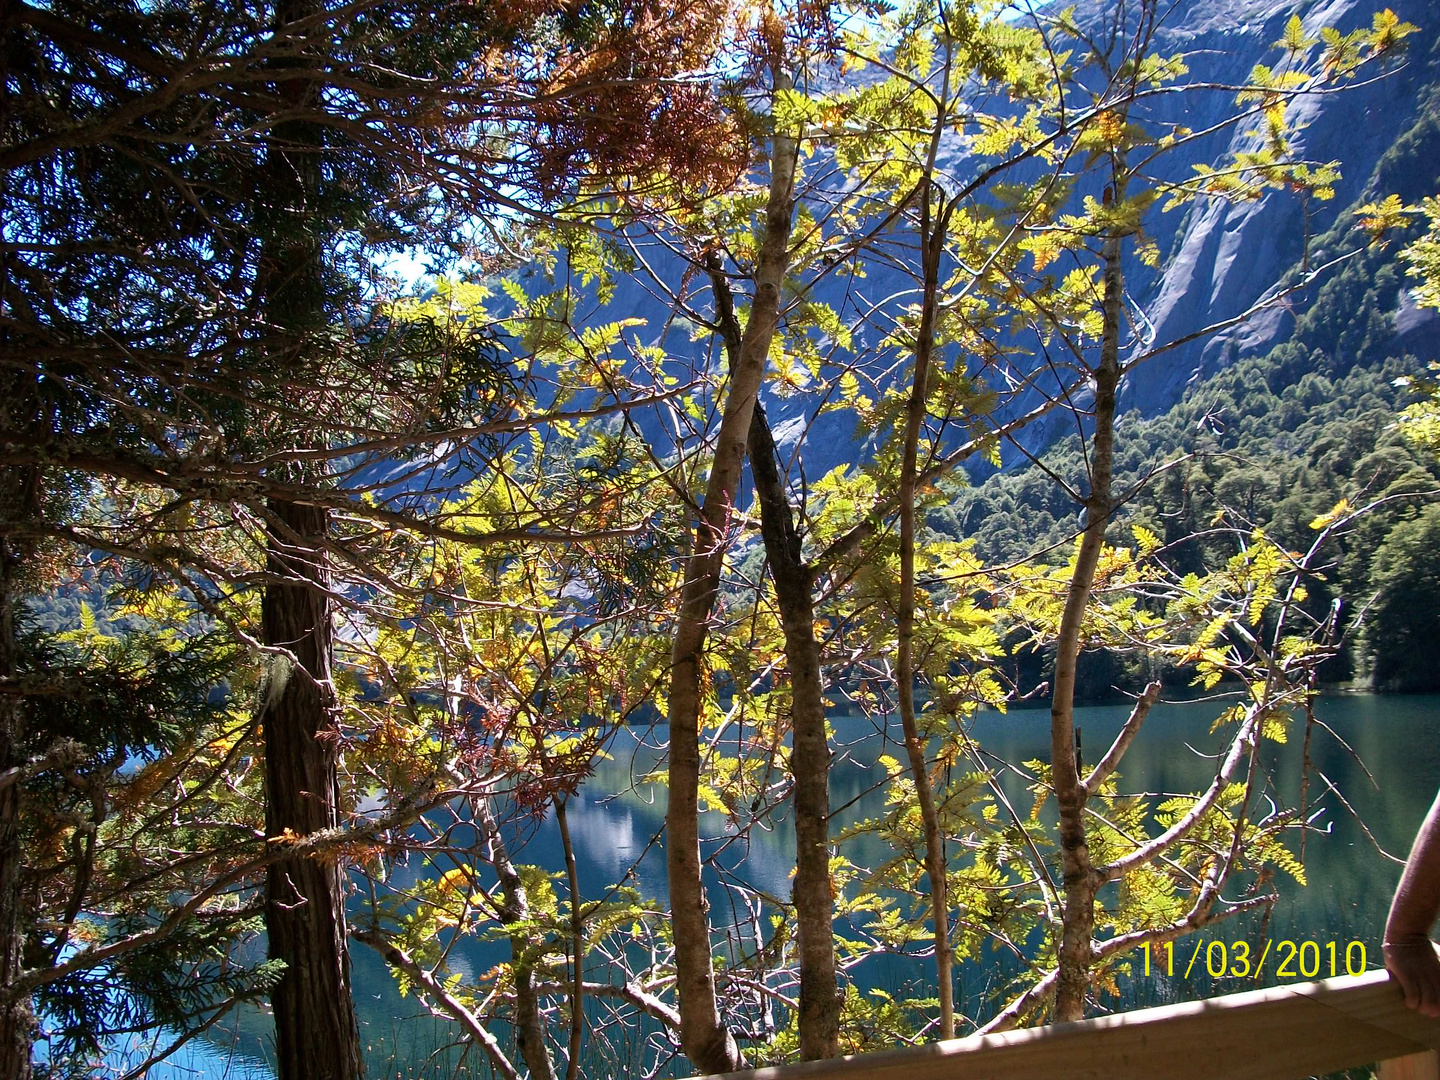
[1093,0,1440,422]
[552,0,1440,479]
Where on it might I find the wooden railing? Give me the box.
[682,969,1440,1080]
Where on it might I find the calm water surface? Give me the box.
[130,693,1440,1077]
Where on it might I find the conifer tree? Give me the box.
[1,2,740,1073]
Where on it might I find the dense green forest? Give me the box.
[3,1,1439,1079]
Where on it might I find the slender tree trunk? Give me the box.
[556,799,583,1080]
[0,468,34,1080]
[258,5,361,1074]
[746,405,839,1059]
[896,183,954,1041]
[476,798,555,1080]
[1050,228,1124,1023]
[706,260,840,1060]
[666,63,798,1075]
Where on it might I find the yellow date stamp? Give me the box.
[1139,938,1369,981]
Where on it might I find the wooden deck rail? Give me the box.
[683,969,1440,1080]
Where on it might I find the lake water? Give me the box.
[120,693,1440,1078]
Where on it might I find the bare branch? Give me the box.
[353,929,520,1080]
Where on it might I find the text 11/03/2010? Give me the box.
[1139,939,1367,981]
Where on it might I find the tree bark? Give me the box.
[747,404,839,1060]
[258,4,362,1074]
[665,63,798,1075]
[0,465,34,1080]
[555,799,584,1080]
[476,797,555,1080]
[1050,228,1124,1023]
[0,256,36,1077]
[261,499,362,1080]
[705,257,840,1060]
[896,182,954,1041]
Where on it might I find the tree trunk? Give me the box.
[0,464,34,1080]
[706,256,840,1060]
[666,63,798,1076]
[258,4,362,1073]
[0,268,37,1076]
[261,499,362,1080]
[1050,228,1124,1023]
[476,798,555,1080]
[896,183,954,1041]
[746,404,839,1060]
[556,799,584,1080]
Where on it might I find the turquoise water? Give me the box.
[121,693,1440,1077]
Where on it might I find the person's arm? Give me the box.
[1385,788,1440,1016]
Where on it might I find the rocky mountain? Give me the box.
[516,0,1440,486]
[929,2,1440,693]
[1091,0,1440,425]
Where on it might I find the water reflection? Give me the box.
[156,694,1440,1077]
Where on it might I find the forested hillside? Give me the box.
[938,79,1440,695]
